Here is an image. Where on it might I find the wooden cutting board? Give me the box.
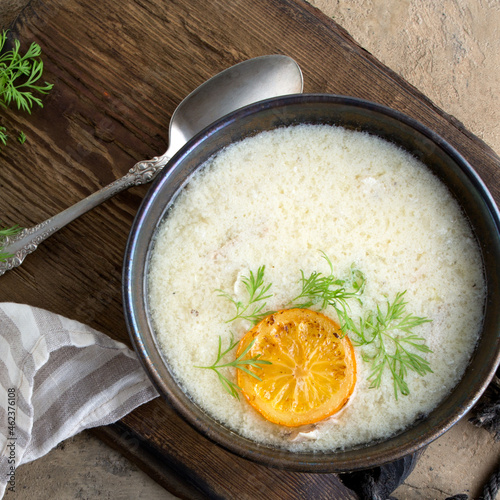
[1,0,499,498]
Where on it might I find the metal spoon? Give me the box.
[0,55,303,275]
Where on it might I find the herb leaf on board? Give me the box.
[0,224,22,261]
[0,30,53,116]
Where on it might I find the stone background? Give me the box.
[311,0,500,155]
[2,0,500,498]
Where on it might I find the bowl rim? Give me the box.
[123,93,500,472]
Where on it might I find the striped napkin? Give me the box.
[0,302,158,498]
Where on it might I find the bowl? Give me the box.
[123,94,500,472]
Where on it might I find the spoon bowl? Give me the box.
[166,55,304,157]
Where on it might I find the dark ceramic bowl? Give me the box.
[123,94,500,472]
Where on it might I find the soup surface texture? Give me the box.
[148,124,485,451]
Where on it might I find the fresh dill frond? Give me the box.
[217,265,273,325]
[290,251,365,327]
[338,291,433,399]
[0,30,54,112]
[0,224,22,261]
[195,333,271,399]
[0,30,53,148]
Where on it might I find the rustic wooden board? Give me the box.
[1,0,499,497]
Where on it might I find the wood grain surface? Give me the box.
[1,0,499,498]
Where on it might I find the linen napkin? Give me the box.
[0,302,159,498]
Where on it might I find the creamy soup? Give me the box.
[148,124,485,451]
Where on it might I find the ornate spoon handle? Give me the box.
[0,154,169,276]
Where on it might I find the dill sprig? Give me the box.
[290,251,365,327]
[0,224,22,261]
[0,30,53,112]
[217,266,273,325]
[338,291,433,399]
[195,333,271,399]
[0,30,53,147]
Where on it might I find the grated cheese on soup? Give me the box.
[148,125,485,451]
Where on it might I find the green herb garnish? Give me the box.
[0,29,53,147]
[338,291,433,399]
[0,126,7,146]
[0,30,53,113]
[195,333,271,399]
[290,251,365,327]
[217,265,273,324]
[0,224,22,261]
[17,131,26,144]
